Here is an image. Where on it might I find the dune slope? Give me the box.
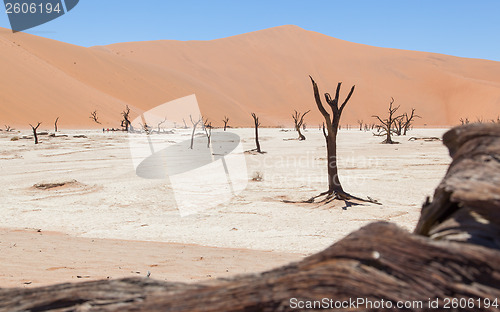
[0,25,499,129]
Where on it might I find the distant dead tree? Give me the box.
[460,118,470,125]
[494,116,500,124]
[222,116,229,131]
[4,125,14,132]
[292,110,310,140]
[121,105,131,131]
[308,76,364,203]
[189,115,202,149]
[139,122,152,135]
[357,120,365,131]
[182,118,188,129]
[29,122,41,144]
[251,113,262,153]
[157,117,167,133]
[89,110,101,124]
[203,118,212,148]
[394,115,405,136]
[402,109,420,135]
[54,117,59,132]
[372,97,403,144]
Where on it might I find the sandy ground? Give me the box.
[0,127,451,288]
[0,228,301,288]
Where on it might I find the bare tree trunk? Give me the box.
[29,122,41,144]
[292,110,310,140]
[203,119,212,148]
[54,117,59,132]
[223,116,229,131]
[310,76,355,201]
[189,115,201,149]
[251,113,261,153]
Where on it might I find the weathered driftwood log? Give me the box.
[415,123,500,249]
[1,124,500,312]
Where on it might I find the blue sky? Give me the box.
[1,0,499,61]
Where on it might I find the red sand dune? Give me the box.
[0,25,499,129]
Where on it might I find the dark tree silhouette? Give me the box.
[29,122,41,144]
[309,76,358,202]
[372,97,403,144]
[292,110,310,140]
[223,116,229,131]
[402,108,420,135]
[89,110,101,124]
[460,118,470,125]
[189,115,201,149]
[203,118,212,148]
[54,117,59,132]
[121,105,131,132]
[251,113,262,153]
[394,115,404,136]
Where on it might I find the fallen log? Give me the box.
[1,124,499,312]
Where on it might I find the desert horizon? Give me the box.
[1,25,500,130]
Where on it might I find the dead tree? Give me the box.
[4,125,14,132]
[182,118,188,129]
[291,110,310,140]
[203,118,212,148]
[394,115,404,136]
[402,108,420,135]
[29,122,41,144]
[189,115,201,149]
[121,105,132,132]
[54,117,59,132]
[357,120,364,131]
[222,116,229,131]
[460,117,470,125]
[89,110,101,124]
[139,122,152,135]
[251,113,262,153]
[372,97,403,144]
[308,76,375,203]
[157,117,167,133]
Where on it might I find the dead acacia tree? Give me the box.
[222,116,229,131]
[189,115,201,149]
[372,97,403,144]
[4,125,14,132]
[402,108,420,135]
[292,110,310,140]
[308,76,375,203]
[203,118,212,148]
[121,105,131,132]
[139,122,152,135]
[157,117,167,133]
[394,115,405,136]
[357,120,364,131]
[460,117,470,125]
[251,113,262,153]
[29,122,41,144]
[54,117,59,132]
[89,110,101,124]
